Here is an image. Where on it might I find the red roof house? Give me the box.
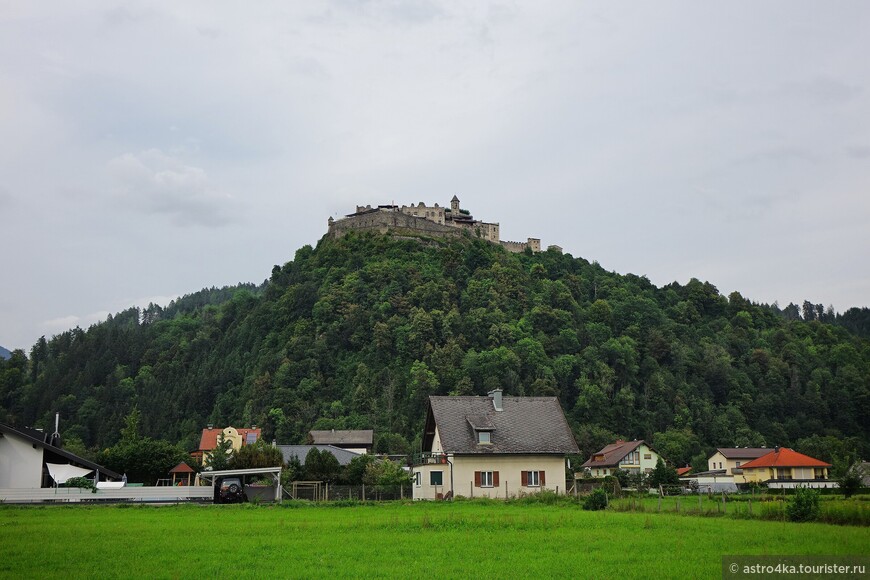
[739,447,833,488]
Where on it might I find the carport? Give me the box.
[199,467,282,502]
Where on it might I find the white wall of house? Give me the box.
[617,444,659,474]
[0,433,44,488]
[707,452,757,484]
[412,454,567,500]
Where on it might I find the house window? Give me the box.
[478,431,491,444]
[736,461,741,467]
[476,471,494,487]
[814,468,826,479]
[522,470,545,487]
[430,471,443,486]
[414,472,421,487]
[644,454,651,460]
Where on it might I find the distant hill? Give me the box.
[0,232,867,467]
[0,346,10,360]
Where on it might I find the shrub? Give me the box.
[839,464,865,499]
[61,477,97,493]
[786,487,820,522]
[583,488,608,511]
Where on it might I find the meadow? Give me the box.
[1,500,868,579]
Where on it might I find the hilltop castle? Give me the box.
[327,196,542,253]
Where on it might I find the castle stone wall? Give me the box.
[399,202,446,225]
[329,198,540,252]
[329,209,462,240]
[500,237,540,253]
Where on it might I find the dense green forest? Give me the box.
[1,233,868,471]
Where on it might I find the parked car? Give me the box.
[214,476,247,504]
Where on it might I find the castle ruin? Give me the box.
[327,196,541,253]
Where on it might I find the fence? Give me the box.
[0,486,213,504]
[284,483,413,502]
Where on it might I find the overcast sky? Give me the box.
[1,1,868,351]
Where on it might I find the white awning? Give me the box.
[46,462,94,485]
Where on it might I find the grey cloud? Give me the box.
[846,145,870,159]
[107,149,240,227]
[772,77,862,105]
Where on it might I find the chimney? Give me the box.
[207,424,213,430]
[488,389,503,412]
[774,446,780,453]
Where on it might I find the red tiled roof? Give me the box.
[169,462,195,473]
[198,426,261,451]
[740,448,831,469]
[676,466,692,476]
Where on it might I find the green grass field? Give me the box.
[1,501,867,579]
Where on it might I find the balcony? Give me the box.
[412,452,449,466]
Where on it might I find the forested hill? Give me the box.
[0,346,10,360]
[1,233,868,469]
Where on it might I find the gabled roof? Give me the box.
[0,422,122,480]
[424,395,578,455]
[169,462,196,474]
[676,466,693,477]
[740,447,831,469]
[580,440,654,469]
[715,448,771,460]
[308,430,373,446]
[198,426,261,451]
[277,445,361,466]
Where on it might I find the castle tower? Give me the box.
[451,195,460,213]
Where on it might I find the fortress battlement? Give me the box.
[327,197,540,253]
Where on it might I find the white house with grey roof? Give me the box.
[411,390,579,500]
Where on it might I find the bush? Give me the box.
[786,487,820,522]
[839,464,865,499]
[61,477,97,493]
[583,488,608,511]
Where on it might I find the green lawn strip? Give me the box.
[0,503,867,579]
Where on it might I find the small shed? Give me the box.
[169,462,196,486]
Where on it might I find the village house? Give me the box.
[0,421,121,488]
[739,447,835,489]
[411,389,578,500]
[579,439,662,478]
[307,429,373,455]
[706,447,772,485]
[194,425,261,465]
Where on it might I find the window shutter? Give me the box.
[474,471,481,487]
[521,471,528,486]
[540,471,546,486]
[493,471,500,487]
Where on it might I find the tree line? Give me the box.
[0,232,867,474]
